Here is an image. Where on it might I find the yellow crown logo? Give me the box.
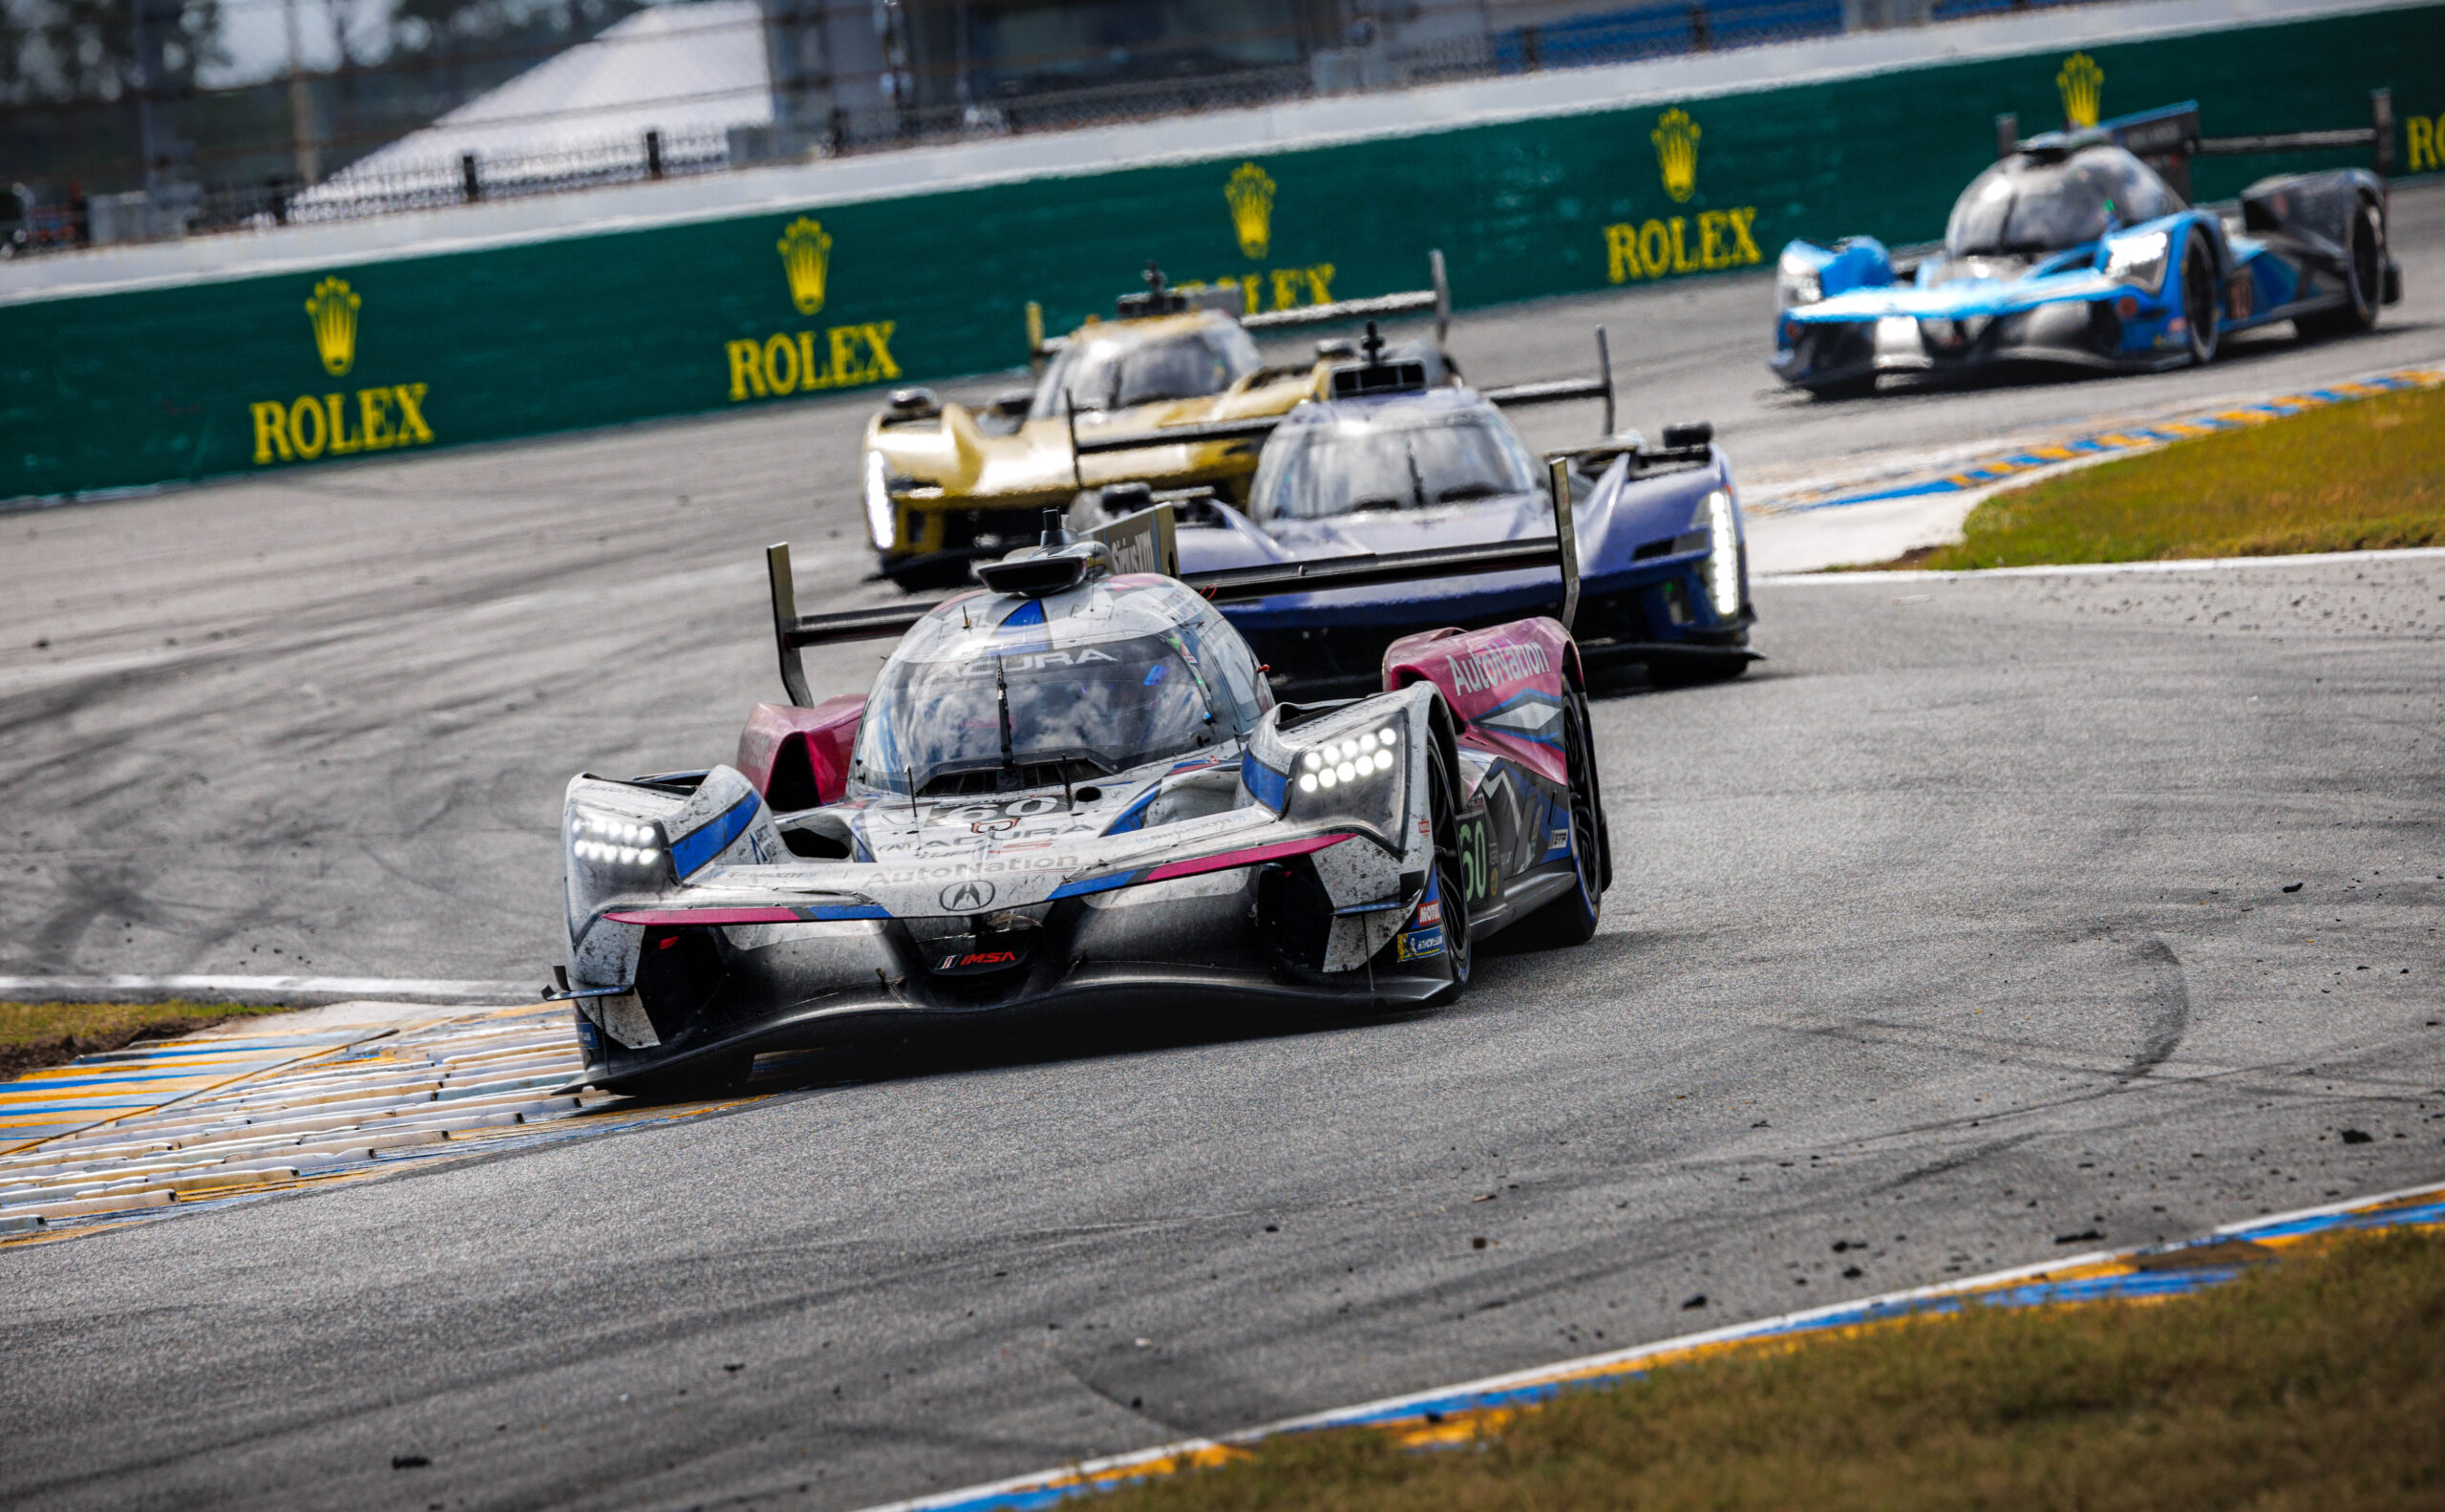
[304,276,360,376]
[2057,53,2104,130]
[776,217,834,316]
[1652,108,1701,203]
[1224,162,1276,261]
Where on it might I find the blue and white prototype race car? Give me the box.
[1079,327,1755,692]
[1772,97,2402,396]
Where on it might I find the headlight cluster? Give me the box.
[2103,230,2171,293]
[1699,488,1741,619]
[1776,249,1822,309]
[571,811,663,869]
[1297,727,1398,795]
[1280,714,1409,847]
[863,450,895,551]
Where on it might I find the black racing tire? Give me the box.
[882,557,974,593]
[1805,374,1877,401]
[1646,651,1749,690]
[606,1051,754,1103]
[2179,229,2221,368]
[1427,738,1473,1001]
[1510,693,1607,950]
[2298,200,2384,338]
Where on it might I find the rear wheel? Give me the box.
[2298,200,2384,338]
[2179,230,2221,368]
[1427,739,1472,1000]
[1511,693,1607,949]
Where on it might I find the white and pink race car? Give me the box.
[550,501,1610,1097]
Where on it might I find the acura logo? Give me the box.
[941,879,996,911]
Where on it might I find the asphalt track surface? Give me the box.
[3,181,2443,1509]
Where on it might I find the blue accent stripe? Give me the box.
[1049,873,1134,900]
[803,903,890,921]
[1240,751,1288,814]
[1101,782,1162,837]
[671,794,759,878]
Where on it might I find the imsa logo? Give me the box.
[248,275,439,465]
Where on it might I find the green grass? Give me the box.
[1104,1230,2445,1511]
[1908,383,2445,570]
[0,1000,286,1081]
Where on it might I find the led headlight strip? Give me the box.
[1295,727,1398,795]
[570,810,665,869]
[1701,488,1741,619]
[863,450,896,551]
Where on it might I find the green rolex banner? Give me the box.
[2,0,2438,500]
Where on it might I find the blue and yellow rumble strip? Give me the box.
[857,1179,2445,1512]
[1775,364,2445,516]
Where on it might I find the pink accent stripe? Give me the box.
[604,906,801,926]
[1141,833,1353,884]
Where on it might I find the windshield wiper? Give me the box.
[1405,446,1429,511]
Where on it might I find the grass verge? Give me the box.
[1902,382,2445,570]
[1106,1230,2445,1511]
[0,1000,287,1081]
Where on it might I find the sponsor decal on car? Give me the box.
[1396,926,1446,961]
[1444,638,1551,693]
[936,948,1021,972]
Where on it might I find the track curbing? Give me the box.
[852,1177,2445,1512]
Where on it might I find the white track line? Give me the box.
[1757,544,2445,588]
[0,974,535,1005]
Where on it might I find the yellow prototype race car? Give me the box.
[861,258,1450,589]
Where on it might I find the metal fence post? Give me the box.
[646,129,665,179]
[1690,4,1712,51]
[2371,88,2393,177]
[1994,112,2018,159]
[461,153,481,202]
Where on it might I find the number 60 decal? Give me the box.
[1455,816,1493,904]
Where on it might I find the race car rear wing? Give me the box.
[1028,251,1453,370]
[1069,326,1617,460]
[1996,90,2397,200]
[763,467,1581,703]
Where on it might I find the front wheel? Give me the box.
[1511,693,1607,949]
[2179,229,2221,368]
[1427,739,1473,1000]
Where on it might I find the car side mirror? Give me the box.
[1660,420,1712,449]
